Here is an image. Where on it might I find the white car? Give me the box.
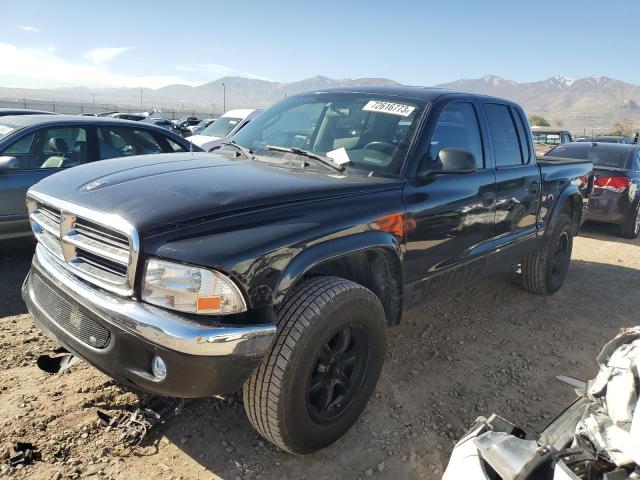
[186,109,260,151]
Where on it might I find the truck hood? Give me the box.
[30,152,399,234]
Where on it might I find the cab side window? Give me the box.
[39,127,88,169]
[98,127,163,160]
[2,132,37,169]
[427,102,484,169]
[484,104,523,167]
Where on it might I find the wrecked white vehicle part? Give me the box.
[443,327,640,480]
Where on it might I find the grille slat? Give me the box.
[28,196,136,296]
[32,272,111,349]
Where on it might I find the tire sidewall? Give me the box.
[544,217,573,293]
[278,291,386,454]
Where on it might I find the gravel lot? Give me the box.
[0,223,638,480]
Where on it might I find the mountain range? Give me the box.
[1,74,639,131]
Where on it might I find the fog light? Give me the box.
[151,355,167,380]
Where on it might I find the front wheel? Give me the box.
[521,214,573,295]
[243,276,386,454]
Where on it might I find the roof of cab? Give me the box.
[297,85,517,104]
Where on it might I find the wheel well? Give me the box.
[298,249,403,326]
[560,195,582,235]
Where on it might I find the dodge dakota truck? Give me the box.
[22,87,593,454]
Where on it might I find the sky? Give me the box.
[1,0,639,90]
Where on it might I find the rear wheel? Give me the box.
[619,204,640,239]
[243,276,386,454]
[521,214,573,295]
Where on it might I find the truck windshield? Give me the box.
[532,132,562,145]
[202,117,242,138]
[232,93,425,176]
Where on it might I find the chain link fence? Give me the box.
[0,97,213,120]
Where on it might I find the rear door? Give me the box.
[484,103,540,245]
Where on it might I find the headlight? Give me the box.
[142,258,247,315]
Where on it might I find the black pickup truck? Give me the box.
[22,87,593,454]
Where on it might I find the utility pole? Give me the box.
[91,93,96,113]
[211,103,216,115]
[139,89,143,108]
[222,83,226,113]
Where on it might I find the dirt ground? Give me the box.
[0,223,638,480]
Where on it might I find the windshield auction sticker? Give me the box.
[363,101,415,117]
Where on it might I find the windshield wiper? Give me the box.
[219,141,255,160]
[266,145,345,173]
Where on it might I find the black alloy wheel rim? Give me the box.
[306,325,369,424]
[552,231,570,280]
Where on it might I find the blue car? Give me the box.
[0,115,199,240]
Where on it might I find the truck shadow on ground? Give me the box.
[149,258,638,479]
[0,239,35,317]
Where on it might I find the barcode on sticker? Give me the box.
[363,101,415,117]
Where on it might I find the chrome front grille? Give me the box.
[27,191,139,296]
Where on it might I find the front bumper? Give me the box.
[22,245,276,397]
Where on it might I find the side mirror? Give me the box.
[419,148,477,178]
[0,156,19,171]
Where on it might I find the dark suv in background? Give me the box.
[0,115,198,240]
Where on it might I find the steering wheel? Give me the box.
[363,141,395,155]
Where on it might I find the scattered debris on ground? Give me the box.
[0,225,638,479]
[443,327,640,479]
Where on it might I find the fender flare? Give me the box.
[272,231,402,305]
[546,184,583,235]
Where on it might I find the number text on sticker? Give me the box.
[362,101,416,117]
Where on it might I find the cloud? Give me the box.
[0,42,198,89]
[84,47,132,66]
[16,25,39,32]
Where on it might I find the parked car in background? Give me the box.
[141,117,174,130]
[22,87,592,454]
[187,109,260,150]
[577,135,631,144]
[531,126,573,155]
[0,115,199,240]
[0,108,57,117]
[547,142,640,238]
[187,118,216,136]
[172,116,200,136]
[96,111,119,117]
[108,113,147,121]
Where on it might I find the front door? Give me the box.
[403,101,496,307]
